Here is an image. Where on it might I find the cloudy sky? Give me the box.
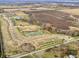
[0,0,79,2]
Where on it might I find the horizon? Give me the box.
[0,0,79,3]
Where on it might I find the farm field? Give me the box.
[61,9,79,15]
[27,10,78,30]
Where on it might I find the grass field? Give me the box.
[38,38,63,50]
[61,9,79,15]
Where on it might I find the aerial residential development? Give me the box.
[0,0,79,58]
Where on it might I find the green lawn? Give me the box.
[42,52,55,58]
[23,30,49,37]
[38,39,63,50]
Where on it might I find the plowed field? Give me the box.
[27,10,77,30]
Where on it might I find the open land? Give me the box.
[0,4,79,58]
[61,9,79,15]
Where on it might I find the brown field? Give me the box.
[27,10,76,30]
[61,9,79,15]
[15,11,26,16]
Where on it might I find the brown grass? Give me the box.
[61,9,79,15]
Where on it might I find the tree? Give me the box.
[21,43,35,52]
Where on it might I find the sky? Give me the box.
[0,0,79,3]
